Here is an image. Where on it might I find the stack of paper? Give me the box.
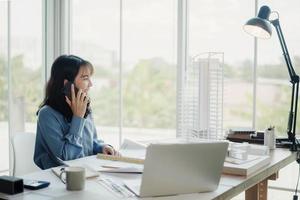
[223,155,270,176]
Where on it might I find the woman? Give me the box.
[34,55,117,169]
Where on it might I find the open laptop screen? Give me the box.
[125,141,228,197]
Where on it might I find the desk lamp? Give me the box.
[243,5,299,152]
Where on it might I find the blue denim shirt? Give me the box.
[34,105,105,169]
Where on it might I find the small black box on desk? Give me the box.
[0,176,24,195]
[226,128,264,144]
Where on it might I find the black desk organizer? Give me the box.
[0,176,24,195]
[226,131,264,144]
[227,131,298,149]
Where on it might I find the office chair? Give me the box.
[11,132,40,176]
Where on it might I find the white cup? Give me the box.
[59,166,85,191]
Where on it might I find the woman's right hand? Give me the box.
[65,84,89,118]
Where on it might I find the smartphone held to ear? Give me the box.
[63,81,90,105]
[63,81,78,100]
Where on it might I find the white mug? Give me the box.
[59,166,85,191]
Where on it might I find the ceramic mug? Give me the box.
[59,166,85,191]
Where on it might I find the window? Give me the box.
[0,1,9,173]
[10,0,43,132]
[71,0,120,147]
[257,0,300,191]
[0,0,43,173]
[257,0,300,135]
[122,0,177,141]
[71,0,177,146]
[188,1,255,130]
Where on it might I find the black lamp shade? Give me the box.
[243,5,272,39]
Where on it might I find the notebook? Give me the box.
[124,141,228,197]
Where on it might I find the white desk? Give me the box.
[0,148,296,200]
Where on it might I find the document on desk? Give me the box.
[120,138,147,150]
[119,138,147,159]
[51,164,100,179]
[123,179,141,197]
[98,177,136,198]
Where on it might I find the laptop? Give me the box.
[124,141,228,197]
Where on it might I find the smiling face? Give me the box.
[73,64,93,93]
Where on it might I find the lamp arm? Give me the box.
[288,82,299,152]
[293,82,299,141]
[270,18,299,151]
[270,19,298,83]
[287,82,298,149]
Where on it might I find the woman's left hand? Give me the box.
[102,145,120,156]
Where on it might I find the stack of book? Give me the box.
[226,127,264,144]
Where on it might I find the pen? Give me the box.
[101,165,120,169]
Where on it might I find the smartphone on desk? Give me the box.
[62,81,79,100]
[23,179,50,190]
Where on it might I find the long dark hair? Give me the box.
[37,55,94,121]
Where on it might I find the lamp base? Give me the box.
[276,138,300,151]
